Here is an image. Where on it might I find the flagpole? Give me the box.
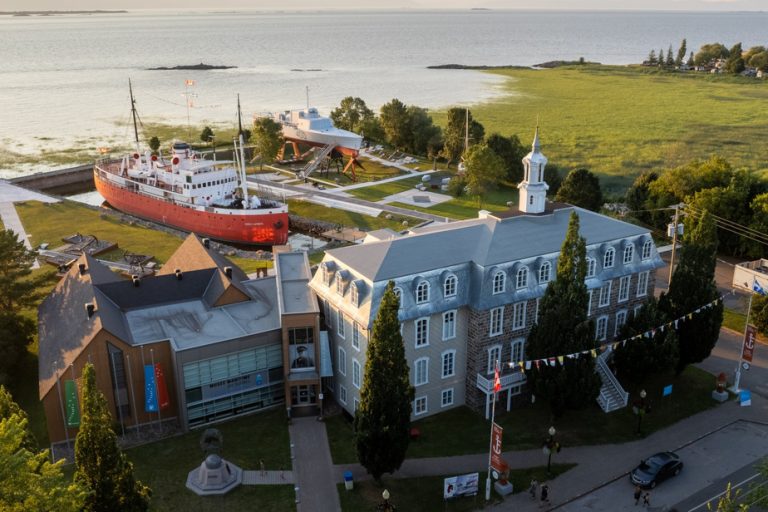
[125,353,140,432]
[485,360,499,501]
[110,351,126,439]
[732,283,755,393]
[140,345,146,434]
[151,348,162,433]
[54,361,70,454]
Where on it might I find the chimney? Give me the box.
[202,238,210,248]
[132,275,140,287]
[224,266,232,279]
[85,302,95,318]
[175,268,183,280]
[78,263,86,275]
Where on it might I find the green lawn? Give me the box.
[126,408,294,512]
[337,464,575,512]
[433,65,768,195]
[326,365,716,464]
[723,308,747,333]
[287,199,417,231]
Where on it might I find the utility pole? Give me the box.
[668,203,681,286]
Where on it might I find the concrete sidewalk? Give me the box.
[289,417,341,512]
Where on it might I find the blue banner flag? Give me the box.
[144,364,158,412]
[663,384,673,397]
[754,280,767,296]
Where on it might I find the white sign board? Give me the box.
[443,472,479,499]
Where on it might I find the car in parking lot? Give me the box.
[630,451,683,488]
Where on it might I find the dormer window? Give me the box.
[642,240,652,260]
[586,257,596,278]
[336,274,345,295]
[416,281,429,304]
[444,275,457,298]
[604,248,615,269]
[516,267,529,289]
[623,244,634,264]
[351,282,359,306]
[393,286,402,307]
[492,271,506,294]
[539,262,551,283]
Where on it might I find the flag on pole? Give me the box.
[753,279,767,296]
[493,365,501,393]
[64,380,80,427]
[154,363,170,410]
[144,364,158,412]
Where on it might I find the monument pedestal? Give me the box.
[494,481,514,497]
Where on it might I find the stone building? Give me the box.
[38,234,327,452]
[309,131,665,420]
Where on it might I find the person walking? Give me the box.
[643,492,651,507]
[540,483,549,507]
[634,485,642,505]
[529,478,539,500]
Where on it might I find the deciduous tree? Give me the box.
[463,143,505,207]
[724,43,745,74]
[555,168,603,211]
[200,126,214,144]
[379,98,410,150]
[252,117,284,170]
[75,364,151,512]
[354,282,413,482]
[147,136,160,154]
[663,210,723,374]
[406,105,441,156]
[486,133,526,182]
[694,42,729,67]
[441,107,484,166]
[330,97,374,133]
[525,212,601,417]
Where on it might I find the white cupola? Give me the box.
[517,126,549,214]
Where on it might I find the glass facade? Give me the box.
[183,343,284,427]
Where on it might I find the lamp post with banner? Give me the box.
[485,360,502,501]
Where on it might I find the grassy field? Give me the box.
[433,65,768,195]
[125,408,295,512]
[337,464,575,511]
[326,365,717,464]
[287,198,418,231]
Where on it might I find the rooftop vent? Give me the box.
[78,263,86,275]
[224,266,232,279]
[85,302,95,318]
[132,275,140,287]
[175,268,183,280]
[202,238,210,248]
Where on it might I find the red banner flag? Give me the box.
[742,324,757,363]
[154,363,170,410]
[491,422,504,473]
[493,367,501,393]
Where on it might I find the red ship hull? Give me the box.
[94,170,289,245]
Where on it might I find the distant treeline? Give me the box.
[1,10,127,15]
[644,38,768,74]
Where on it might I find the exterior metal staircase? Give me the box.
[596,348,629,412]
[298,143,336,179]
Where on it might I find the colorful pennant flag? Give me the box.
[65,380,80,427]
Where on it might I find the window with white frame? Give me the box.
[337,311,346,338]
[352,359,361,388]
[322,265,330,285]
[489,307,504,336]
[516,267,529,289]
[492,271,506,294]
[618,275,630,302]
[642,240,652,260]
[338,347,346,376]
[338,384,347,404]
[615,310,627,335]
[442,310,456,340]
[512,301,526,330]
[587,290,593,316]
[587,257,597,278]
[604,248,615,268]
[415,357,429,386]
[414,396,427,415]
[336,274,345,295]
[511,338,524,363]
[598,281,612,307]
[442,350,456,378]
[350,282,359,306]
[444,275,457,298]
[637,271,649,297]
[487,345,501,374]
[623,244,634,264]
[441,388,454,407]
[415,318,429,347]
[539,262,551,283]
[416,281,429,304]
[352,322,360,350]
[596,316,608,340]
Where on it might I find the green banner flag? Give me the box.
[65,380,80,427]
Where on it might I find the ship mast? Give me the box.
[129,78,140,154]
[236,96,250,205]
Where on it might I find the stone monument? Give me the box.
[186,428,243,496]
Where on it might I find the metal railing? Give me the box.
[596,350,628,412]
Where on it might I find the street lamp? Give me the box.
[633,389,649,435]
[542,425,559,474]
[378,489,395,511]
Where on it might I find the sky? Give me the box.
[2,0,766,11]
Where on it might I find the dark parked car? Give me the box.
[630,452,683,488]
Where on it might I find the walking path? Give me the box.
[289,417,341,512]
[0,180,60,269]
[241,469,295,485]
[323,168,435,194]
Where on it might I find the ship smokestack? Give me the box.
[132,275,140,287]
[85,303,95,318]
[175,269,183,280]
[224,266,232,279]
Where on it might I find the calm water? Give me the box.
[1,9,767,176]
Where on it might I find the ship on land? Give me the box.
[271,106,363,157]
[94,82,288,245]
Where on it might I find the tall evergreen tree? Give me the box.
[663,210,723,374]
[687,51,695,67]
[659,48,665,67]
[666,45,675,67]
[75,364,151,512]
[354,282,414,482]
[676,38,687,66]
[525,212,601,416]
[647,49,657,65]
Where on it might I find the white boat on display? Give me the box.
[270,106,363,157]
